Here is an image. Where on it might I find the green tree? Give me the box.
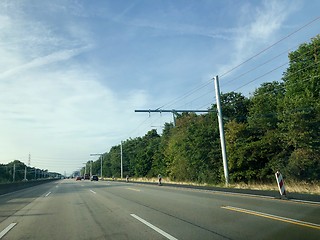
[248,81,284,133]
[134,130,160,177]
[279,35,320,181]
[166,113,222,183]
[220,92,249,123]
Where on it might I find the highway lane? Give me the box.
[0,179,319,239]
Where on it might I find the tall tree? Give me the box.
[279,35,320,180]
[219,92,249,123]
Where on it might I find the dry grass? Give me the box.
[120,177,320,195]
[227,181,320,195]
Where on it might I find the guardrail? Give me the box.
[0,179,59,195]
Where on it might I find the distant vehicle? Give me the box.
[84,174,90,180]
[76,176,81,181]
[91,175,98,181]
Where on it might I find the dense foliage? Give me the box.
[87,36,319,183]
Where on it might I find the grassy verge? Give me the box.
[110,177,320,195]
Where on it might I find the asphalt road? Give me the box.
[0,179,319,240]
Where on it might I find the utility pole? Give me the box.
[135,90,229,186]
[100,156,103,179]
[13,164,16,182]
[120,141,123,179]
[214,76,229,185]
[24,166,27,181]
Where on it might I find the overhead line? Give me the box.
[156,80,212,110]
[232,61,289,92]
[238,60,320,93]
[221,44,298,87]
[220,16,320,78]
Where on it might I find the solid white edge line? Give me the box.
[0,223,17,239]
[45,192,51,197]
[172,186,320,205]
[290,199,320,205]
[131,214,178,240]
[204,189,275,199]
[90,190,96,194]
[222,206,320,228]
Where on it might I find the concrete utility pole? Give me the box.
[214,76,229,185]
[24,166,27,181]
[100,156,103,179]
[120,141,123,179]
[135,86,229,186]
[13,164,16,182]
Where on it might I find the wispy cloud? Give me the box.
[0,46,91,80]
[0,1,154,172]
[216,0,298,78]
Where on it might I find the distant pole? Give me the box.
[214,75,229,185]
[24,166,27,180]
[90,161,92,177]
[100,156,103,179]
[120,141,123,179]
[13,164,16,182]
[35,168,36,179]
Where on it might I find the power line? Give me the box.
[156,80,212,110]
[232,59,320,93]
[221,41,320,89]
[220,44,300,87]
[232,61,289,92]
[219,16,320,78]
[152,20,319,118]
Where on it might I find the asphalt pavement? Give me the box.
[0,179,319,239]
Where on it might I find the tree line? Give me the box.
[88,35,319,184]
[0,160,61,183]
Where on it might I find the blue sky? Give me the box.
[0,0,319,175]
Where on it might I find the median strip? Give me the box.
[222,206,320,230]
[0,223,17,239]
[131,214,178,240]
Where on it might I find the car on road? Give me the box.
[91,175,98,181]
[76,176,81,181]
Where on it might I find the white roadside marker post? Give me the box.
[275,171,286,198]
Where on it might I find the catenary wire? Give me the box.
[219,16,320,78]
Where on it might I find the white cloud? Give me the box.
[0,46,91,80]
[0,1,153,173]
[217,0,298,77]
